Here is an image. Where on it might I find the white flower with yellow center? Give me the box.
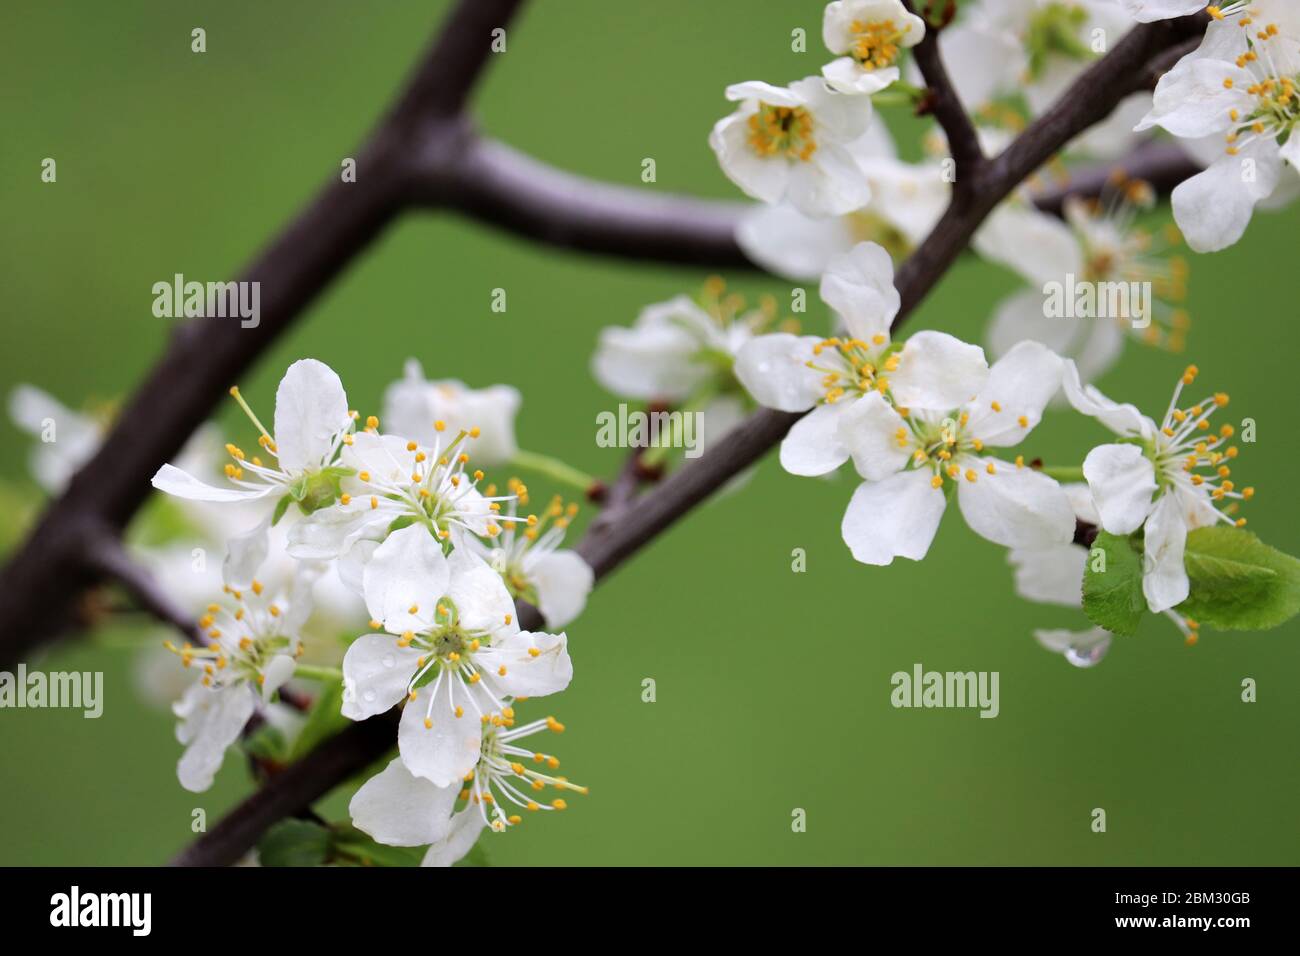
[737,121,949,279]
[736,241,983,477]
[468,488,593,629]
[1137,2,1300,250]
[341,524,572,787]
[1063,361,1253,612]
[349,714,584,866]
[709,77,874,218]
[985,176,1192,384]
[821,0,927,94]
[835,339,1074,565]
[382,359,521,468]
[166,561,316,792]
[152,359,354,515]
[286,424,499,570]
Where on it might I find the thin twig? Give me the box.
[904,0,983,179]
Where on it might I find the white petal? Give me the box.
[478,630,574,700]
[1120,0,1207,22]
[260,655,297,702]
[734,334,823,412]
[1033,627,1112,668]
[222,517,270,590]
[822,57,898,95]
[151,463,275,502]
[1060,360,1155,438]
[1141,492,1190,613]
[735,203,856,281]
[836,389,912,481]
[446,547,520,638]
[819,241,899,342]
[956,462,1075,549]
[965,340,1064,447]
[889,331,989,411]
[398,680,483,787]
[422,806,487,867]
[1172,145,1281,253]
[709,110,791,205]
[529,550,594,629]
[786,142,874,217]
[341,633,425,720]
[591,297,713,401]
[1008,544,1086,607]
[287,505,387,561]
[1063,481,1101,526]
[175,683,256,793]
[273,359,351,473]
[362,524,448,634]
[1138,58,1252,138]
[974,203,1083,286]
[350,757,457,847]
[840,469,947,565]
[1081,443,1157,535]
[779,400,853,476]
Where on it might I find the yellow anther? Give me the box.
[424,717,433,729]
[930,475,943,489]
[366,415,379,430]
[528,647,541,658]
[434,420,446,432]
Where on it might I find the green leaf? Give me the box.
[330,824,426,867]
[287,680,350,762]
[259,819,331,867]
[1178,526,1300,630]
[1082,531,1147,637]
[271,494,292,526]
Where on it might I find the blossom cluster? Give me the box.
[146,359,591,864]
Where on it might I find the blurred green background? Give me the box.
[2,0,1297,866]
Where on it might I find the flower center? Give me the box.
[1148,365,1253,525]
[1222,22,1300,154]
[747,103,817,161]
[849,18,910,69]
[806,335,897,404]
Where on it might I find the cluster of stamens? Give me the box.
[849,18,911,69]
[164,579,297,690]
[1217,16,1299,156]
[461,716,587,832]
[1153,365,1253,525]
[384,600,519,729]
[486,491,581,602]
[747,103,817,161]
[806,334,897,404]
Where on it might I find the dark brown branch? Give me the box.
[170,14,1210,868]
[904,0,983,179]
